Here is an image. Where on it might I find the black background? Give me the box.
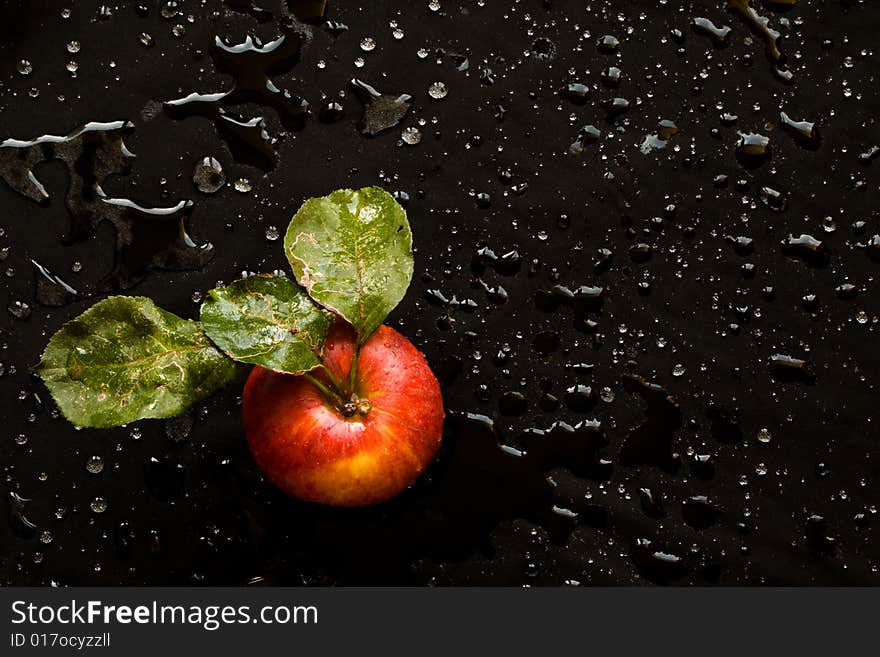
[1,0,878,585]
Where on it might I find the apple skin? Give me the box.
[242,323,444,507]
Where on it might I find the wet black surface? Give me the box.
[1,0,878,585]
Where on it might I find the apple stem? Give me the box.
[318,365,347,396]
[307,348,367,415]
[347,346,360,397]
[303,372,346,407]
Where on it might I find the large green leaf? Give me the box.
[35,296,236,428]
[284,187,414,341]
[200,274,331,374]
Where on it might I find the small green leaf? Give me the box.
[284,186,414,342]
[200,274,331,374]
[35,296,236,429]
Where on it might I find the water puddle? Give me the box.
[0,121,213,296]
[165,29,310,169]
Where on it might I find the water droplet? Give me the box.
[780,111,820,148]
[160,1,180,19]
[90,497,108,514]
[631,538,688,583]
[66,40,81,54]
[682,495,721,529]
[193,157,225,194]
[360,37,376,52]
[165,415,194,443]
[86,455,105,474]
[769,353,815,384]
[428,81,448,100]
[350,78,412,135]
[8,300,32,320]
[17,60,33,76]
[265,225,280,241]
[530,37,557,62]
[401,126,422,145]
[597,35,620,52]
[729,0,788,81]
[691,17,732,46]
[629,243,652,262]
[601,66,622,86]
[560,82,590,105]
[601,96,630,115]
[568,125,601,155]
[639,488,666,518]
[318,101,345,124]
[780,234,829,267]
[234,178,252,193]
[736,132,771,167]
[756,428,772,443]
[759,186,787,212]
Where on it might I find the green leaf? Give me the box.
[284,186,414,341]
[34,296,236,429]
[200,274,332,374]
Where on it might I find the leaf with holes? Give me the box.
[200,274,332,374]
[34,296,236,428]
[284,186,414,342]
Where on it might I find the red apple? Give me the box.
[242,323,444,506]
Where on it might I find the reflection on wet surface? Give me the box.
[0,121,213,294]
[1,0,878,586]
